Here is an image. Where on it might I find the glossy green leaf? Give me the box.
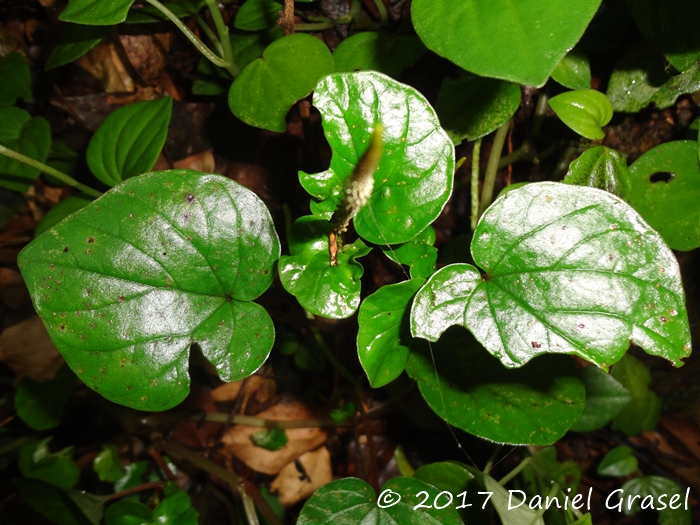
[563,146,632,201]
[46,23,110,70]
[606,39,669,113]
[624,0,700,72]
[86,97,172,187]
[551,49,591,90]
[14,478,105,525]
[333,32,426,79]
[652,61,700,110]
[93,444,125,483]
[228,34,334,132]
[234,0,281,30]
[0,52,32,106]
[0,107,31,141]
[19,170,280,411]
[597,446,638,477]
[411,0,601,87]
[411,182,691,369]
[278,216,370,319]
[610,353,661,435]
[297,476,462,525]
[435,71,521,144]
[15,364,76,430]
[413,462,490,525]
[35,195,94,238]
[300,71,454,244]
[618,476,690,523]
[381,227,436,280]
[19,439,81,488]
[60,0,135,25]
[126,0,204,23]
[0,115,52,193]
[460,465,545,525]
[628,140,700,251]
[569,365,632,432]
[407,327,584,445]
[250,426,288,451]
[105,490,198,525]
[357,278,424,388]
[548,89,612,140]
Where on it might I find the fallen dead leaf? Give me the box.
[76,34,134,93]
[0,316,63,381]
[270,446,332,508]
[173,150,216,173]
[221,394,326,475]
[119,31,171,86]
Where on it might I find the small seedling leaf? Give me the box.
[563,145,632,201]
[549,89,612,140]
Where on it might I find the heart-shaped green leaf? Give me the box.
[234,0,281,31]
[86,97,172,187]
[563,146,632,201]
[380,227,437,280]
[0,107,31,142]
[407,327,585,445]
[300,71,454,244]
[45,23,110,70]
[624,0,700,72]
[278,216,370,319]
[597,446,638,477]
[0,115,51,193]
[333,32,427,79]
[105,490,198,525]
[548,89,613,140]
[435,71,521,144]
[606,39,669,113]
[15,364,76,430]
[628,140,700,251]
[411,0,602,87]
[60,0,135,25]
[569,365,631,432]
[19,170,280,411]
[228,34,334,132]
[551,49,591,90]
[297,476,463,525]
[93,444,125,483]
[411,182,691,370]
[0,52,32,106]
[610,353,661,435]
[357,278,424,388]
[619,476,690,523]
[20,439,81,488]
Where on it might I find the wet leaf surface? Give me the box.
[19,170,280,410]
[563,145,632,201]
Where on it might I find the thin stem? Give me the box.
[532,89,550,137]
[484,445,502,473]
[470,138,481,231]
[238,485,260,525]
[280,0,295,35]
[0,144,101,197]
[530,482,559,524]
[199,413,351,428]
[372,0,388,25]
[204,0,239,76]
[498,457,532,486]
[104,481,165,502]
[295,21,335,31]
[192,12,223,55]
[143,0,229,69]
[478,120,510,218]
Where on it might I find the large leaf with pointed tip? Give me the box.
[228,34,334,132]
[300,71,454,244]
[357,278,424,388]
[411,182,691,370]
[297,476,462,525]
[411,0,602,87]
[18,170,280,411]
[407,327,585,445]
[628,141,700,251]
[278,216,370,319]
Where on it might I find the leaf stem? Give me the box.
[192,12,224,55]
[372,0,388,26]
[295,21,335,31]
[498,456,532,486]
[198,412,351,428]
[203,0,239,76]
[0,144,101,198]
[280,0,295,35]
[142,0,230,70]
[470,138,481,231]
[478,119,510,218]
[104,481,165,502]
